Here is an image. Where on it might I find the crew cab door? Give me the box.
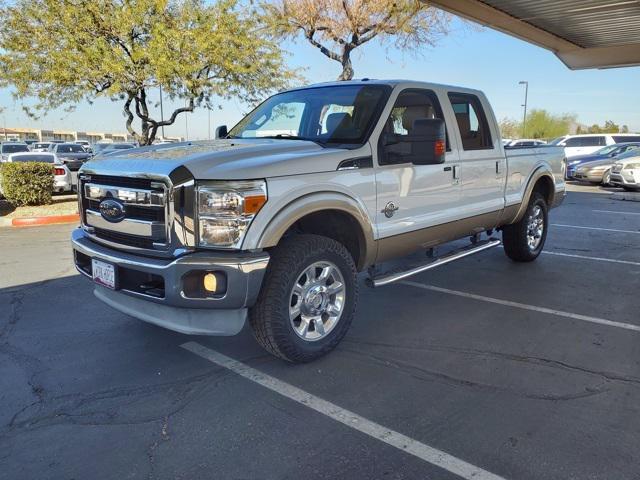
[374,88,462,249]
[446,91,506,224]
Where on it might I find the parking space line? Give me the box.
[593,210,640,216]
[551,224,640,234]
[543,250,640,266]
[181,341,507,480]
[401,281,640,333]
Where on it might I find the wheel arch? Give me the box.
[254,192,376,271]
[508,167,556,224]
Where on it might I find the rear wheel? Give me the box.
[502,192,548,262]
[249,234,358,363]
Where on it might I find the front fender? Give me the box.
[244,191,377,270]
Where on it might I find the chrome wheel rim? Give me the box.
[289,261,346,342]
[526,205,544,251]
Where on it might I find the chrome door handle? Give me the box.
[453,165,460,180]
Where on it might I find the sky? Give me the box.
[1,15,639,139]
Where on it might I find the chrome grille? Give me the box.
[79,174,171,251]
[612,163,623,174]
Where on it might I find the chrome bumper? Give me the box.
[71,228,269,335]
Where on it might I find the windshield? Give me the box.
[1,144,29,153]
[56,144,85,153]
[594,145,618,155]
[228,84,390,146]
[616,147,640,161]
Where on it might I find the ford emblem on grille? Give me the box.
[99,198,126,223]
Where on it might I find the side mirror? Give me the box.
[215,125,228,139]
[380,118,446,165]
[409,118,446,165]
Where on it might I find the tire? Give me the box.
[249,234,358,363]
[623,186,638,192]
[602,170,611,186]
[502,192,548,262]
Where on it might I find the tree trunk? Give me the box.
[338,50,354,81]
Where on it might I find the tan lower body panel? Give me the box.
[375,210,506,264]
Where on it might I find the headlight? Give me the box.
[569,160,581,166]
[624,163,640,170]
[197,180,267,248]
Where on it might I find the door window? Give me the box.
[565,136,606,147]
[379,89,448,166]
[613,135,640,143]
[448,93,493,150]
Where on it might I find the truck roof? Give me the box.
[285,79,485,96]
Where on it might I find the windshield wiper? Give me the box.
[260,134,325,147]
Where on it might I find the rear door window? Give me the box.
[448,93,493,150]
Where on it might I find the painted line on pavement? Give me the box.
[551,223,640,234]
[181,341,507,480]
[593,209,640,216]
[543,250,640,267]
[402,281,640,333]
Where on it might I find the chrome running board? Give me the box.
[367,238,502,288]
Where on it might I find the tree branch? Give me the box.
[304,29,342,61]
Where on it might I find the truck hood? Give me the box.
[80,139,360,180]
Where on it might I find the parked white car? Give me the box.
[31,142,53,152]
[550,133,640,158]
[610,151,640,191]
[75,140,92,152]
[0,142,30,160]
[507,139,547,147]
[1,151,73,193]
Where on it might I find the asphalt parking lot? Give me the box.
[1,185,639,480]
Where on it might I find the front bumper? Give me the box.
[71,228,269,335]
[572,169,605,183]
[610,170,640,188]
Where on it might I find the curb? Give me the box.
[611,192,640,202]
[10,213,80,227]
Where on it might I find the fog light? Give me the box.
[182,270,227,299]
[203,273,217,292]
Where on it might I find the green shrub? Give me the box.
[0,162,53,206]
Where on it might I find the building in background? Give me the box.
[0,127,136,143]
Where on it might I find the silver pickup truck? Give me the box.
[72,80,566,362]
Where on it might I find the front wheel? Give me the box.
[502,192,548,262]
[602,170,612,186]
[249,234,358,363]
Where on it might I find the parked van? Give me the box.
[550,133,640,158]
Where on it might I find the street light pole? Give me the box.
[208,107,211,141]
[519,81,529,138]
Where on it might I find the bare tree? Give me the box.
[263,0,452,81]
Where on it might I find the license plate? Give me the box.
[92,259,116,289]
